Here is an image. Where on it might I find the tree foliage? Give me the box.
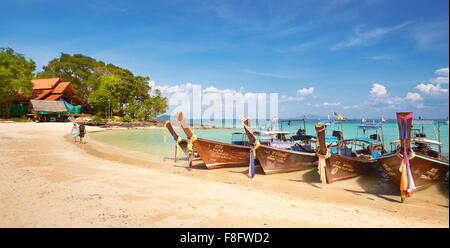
[37,53,107,100]
[0,48,35,117]
[124,90,168,121]
[1,50,167,120]
[40,53,166,118]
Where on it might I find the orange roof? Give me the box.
[45,94,63,100]
[52,82,71,94]
[31,78,61,90]
[33,89,53,100]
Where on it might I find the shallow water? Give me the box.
[89,120,449,158]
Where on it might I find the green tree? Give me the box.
[40,52,167,119]
[38,53,107,100]
[0,48,35,117]
[134,90,168,121]
[87,83,119,116]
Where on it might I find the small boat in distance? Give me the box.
[176,112,251,169]
[164,121,201,162]
[376,113,449,202]
[315,121,386,184]
[242,124,317,174]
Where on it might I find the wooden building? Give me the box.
[11,78,85,117]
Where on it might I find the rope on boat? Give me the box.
[187,134,197,168]
[316,149,331,184]
[248,141,261,178]
[397,114,416,202]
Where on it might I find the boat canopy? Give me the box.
[253,130,293,135]
[346,137,381,144]
[325,136,338,142]
[357,124,382,130]
[319,120,335,125]
[412,120,435,125]
[390,138,443,146]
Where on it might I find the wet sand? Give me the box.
[0,122,448,227]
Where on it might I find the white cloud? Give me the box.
[415,103,427,109]
[405,92,423,102]
[203,86,220,93]
[331,22,409,50]
[314,102,341,107]
[202,86,237,94]
[343,104,360,110]
[280,95,304,102]
[155,82,195,94]
[435,68,449,76]
[296,87,314,96]
[370,83,387,97]
[430,76,449,84]
[416,83,448,95]
[384,96,404,105]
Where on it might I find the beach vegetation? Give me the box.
[124,89,168,121]
[121,114,132,122]
[39,53,168,119]
[0,48,36,118]
[11,116,31,122]
[91,116,103,122]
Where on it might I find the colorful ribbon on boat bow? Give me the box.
[397,140,416,202]
[316,149,331,184]
[396,113,416,202]
[249,141,261,178]
[187,134,197,168]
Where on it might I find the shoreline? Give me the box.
[0,122,448,227]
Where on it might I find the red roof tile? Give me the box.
[52,82,70,94]
[31,78,61,90]
[45,94,63,100]
[33,89,53,100]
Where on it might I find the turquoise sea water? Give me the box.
[89,120,449,159]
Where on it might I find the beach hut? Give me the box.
[30,100,70,122]
[11,78,86,120]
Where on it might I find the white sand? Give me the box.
[0,122,448,227]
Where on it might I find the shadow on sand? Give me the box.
[227,166,264,176]
[436,181,449,199]
[345,168,400,203]
[289,169,322,189]
[171,162,208,170]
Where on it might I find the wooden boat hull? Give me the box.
[377,153,449,188]
[323,153,378,184]
[193,138,250,169]
[164,121,201,161]
[256,145,317,174]
[176,139,190,158]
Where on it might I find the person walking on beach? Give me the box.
[71,123,79,143]
[79,123,86,144]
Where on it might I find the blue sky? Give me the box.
[1,0,448,118]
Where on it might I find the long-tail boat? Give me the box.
[315,122,385,184]
[176,112,251,169]
[376,112,449,202]
[164,121,201,162]
[242,124,317,174]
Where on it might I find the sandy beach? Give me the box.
[0,122,448,228]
